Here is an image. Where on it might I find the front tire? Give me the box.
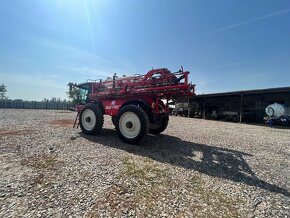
[79,104,104,135]
[116,105,149,144]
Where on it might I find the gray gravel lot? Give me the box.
[0,109,290,217]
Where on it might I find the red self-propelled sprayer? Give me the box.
[68,67,195,143]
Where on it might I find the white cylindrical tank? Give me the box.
[265,102,289,119]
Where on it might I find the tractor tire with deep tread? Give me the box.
[79,104,104,135]
[116,105,149,144]
[112,116,118,127]
[149,116,169,134]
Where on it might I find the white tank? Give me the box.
[265,103,289,119]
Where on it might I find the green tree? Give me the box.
[0,84,8,100]
[67,84,80,105]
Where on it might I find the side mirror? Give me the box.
[68,82,73,91]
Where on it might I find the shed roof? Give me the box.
[195,86,290,98]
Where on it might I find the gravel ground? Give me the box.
[0,109,289,217]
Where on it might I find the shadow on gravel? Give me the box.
[81,129,290,198]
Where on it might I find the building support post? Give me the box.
[203,96,206,119]
[239,93,243,123]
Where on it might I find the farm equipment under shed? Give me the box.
[69,67,195,143]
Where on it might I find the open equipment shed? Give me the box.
[187,86,290,123]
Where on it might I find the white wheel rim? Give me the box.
[119,112,141,139]
[81,109,96,131]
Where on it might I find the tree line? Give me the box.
[0,83,75,104]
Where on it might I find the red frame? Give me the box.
[77,68,195,116]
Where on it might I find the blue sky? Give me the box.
[0,0,290,100]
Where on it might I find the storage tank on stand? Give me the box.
[265,102,290,125]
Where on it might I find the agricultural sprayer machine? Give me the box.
[68,67,195,143]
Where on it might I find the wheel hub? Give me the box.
[126,121,133,129]
[85,117,91,122]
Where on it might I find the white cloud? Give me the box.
[209,8,290,34]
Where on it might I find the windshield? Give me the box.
[78,83,91,104]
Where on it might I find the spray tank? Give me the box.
[265,102,290,125]
[265,102,290,119]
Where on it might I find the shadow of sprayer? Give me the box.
[80,129,290,198]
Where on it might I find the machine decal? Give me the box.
[105,105,121,110]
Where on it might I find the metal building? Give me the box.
[175,87,290,123]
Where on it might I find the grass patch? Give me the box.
[120,156,167,186]
[87,156,244,217]
[21,154,63,170]
[21,154,64,190]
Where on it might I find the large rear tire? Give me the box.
[149,116,169,134]
[116,105,149,144]
[79,104,104,135]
